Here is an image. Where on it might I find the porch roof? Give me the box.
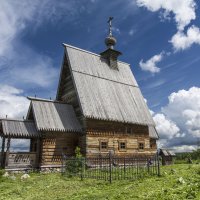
[0,119,41,138]
[27,97,82,132]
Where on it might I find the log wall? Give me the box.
[85,119,157,157]
[40,133,80,166]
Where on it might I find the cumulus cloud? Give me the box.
[153,87,200,152]
[136,0,200,51]
[10,139,30,152]
[153,113,181,139]
[0,85,30,151]
[136,0,196,31]
[0,85,29,119]
[170,25,200,51]
[171,145,197,153]
[162,87,200,138]
[139,52,164,73]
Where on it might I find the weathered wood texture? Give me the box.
[40,133,79,165]
[1,137,5,167]
[85,119,157,157]
[59,44,155,126]
[5,152,37,169]
[161,156,174,165]
[57,54,83,125]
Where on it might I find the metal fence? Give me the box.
[62,153,160,183]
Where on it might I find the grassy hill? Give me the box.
[0,164,200,200]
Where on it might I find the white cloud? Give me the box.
[153,113,181,139]
[136,0,200,52]
[0,84,30,151]
[10,139,30,152]
[0,138,30,152]
[0,85,29,119]
[153,87,200,152]
[136,0,196,31]
[170,25,200,51]
[171,145,197,153]
[0,0,81,88]
[139,52,164,73]
[162,87,200,138]
[10,45,58,87]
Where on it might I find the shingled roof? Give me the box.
[148,126,159,139]
[0,119,40,138]
[62,44,155,126]
[160,149,176,157]
[0,99,82,138]
[27,97,82,132]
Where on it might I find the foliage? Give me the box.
[65,147,83,177]
[0,164,200,200]
[175,148,200,164]
[0,168,5,176]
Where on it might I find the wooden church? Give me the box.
[0,18,158,169]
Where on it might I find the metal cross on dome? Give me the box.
[107,17,114,36]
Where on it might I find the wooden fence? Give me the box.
[62,153,160,183]
[5,152,37,169]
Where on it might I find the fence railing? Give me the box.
[5,152,37,169]
[62,153,160,183]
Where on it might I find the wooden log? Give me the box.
[1,137,5,168]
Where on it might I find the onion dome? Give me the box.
[105,36,117,49]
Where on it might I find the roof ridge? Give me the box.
[62,43,130,65]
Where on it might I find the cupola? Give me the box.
[100,17,122,69]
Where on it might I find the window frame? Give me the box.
[118,140,127,151]
[138,142,145,150]
[99,140,108,151]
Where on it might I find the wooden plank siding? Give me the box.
[40,133,80,166]
[57,54,84,126]
[85,133,156,157]
[84,119,157,157]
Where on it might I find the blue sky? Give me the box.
[0,0,200,152]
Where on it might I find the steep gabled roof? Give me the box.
[61,44,155,126]
[149,126,159,139]
[0,119,40,138]
[27,97,82,132]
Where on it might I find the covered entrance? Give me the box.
[0,119,41,170]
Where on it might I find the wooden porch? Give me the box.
[0,119,41,170]
[2,152,37,171]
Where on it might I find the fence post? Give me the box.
[147,158,150,174]
[80,157,83,181]
[109,151,112,184]
[157,151,161,176]
[124,157,126,179]
[61,153,64,175]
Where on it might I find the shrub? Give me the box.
[65,147,84,177]
[0,168,5,176]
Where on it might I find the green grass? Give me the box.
[0,164,200,200]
